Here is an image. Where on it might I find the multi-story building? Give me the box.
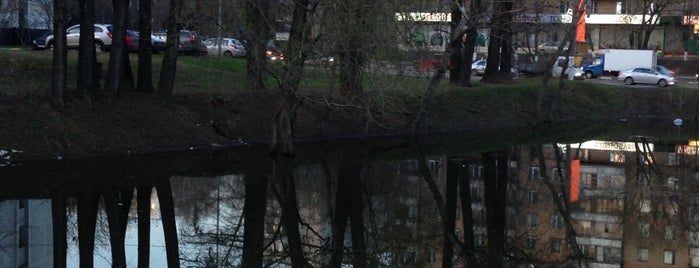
[0,199,53,268]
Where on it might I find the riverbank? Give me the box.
[2,77,697,162]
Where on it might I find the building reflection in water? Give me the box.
[3,137,699,267]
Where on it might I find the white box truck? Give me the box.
[581,49,657,78]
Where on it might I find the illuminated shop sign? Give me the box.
[568,140,654,152]
[514,14,657,25]
[395,12,452,22]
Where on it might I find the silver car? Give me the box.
[204,38,246,58]
[617,67,675,87]
[471,59,486,76]
[34,23,113,52]
[471,59,518,78]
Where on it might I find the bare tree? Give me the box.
[77,0,96,107]
[104,0,131,102]
[637,0,671,50]
[244,0,272,91]
[32,0,54,29]
[336,0,372,95]
[157,0,185,101]
[481,0,514,83]
[51,0,68,109]
[137,0,154,92]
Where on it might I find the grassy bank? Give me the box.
[1,49,698,161]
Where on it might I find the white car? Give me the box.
[538,41,569,53]
[471,59,518,78]
[551,56,584,80]
[34,23,113,52]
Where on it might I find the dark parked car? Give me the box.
[153,29,207,55]
[126,30,165,53]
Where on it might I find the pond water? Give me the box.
[2,120,699,267]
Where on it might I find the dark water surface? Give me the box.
[2,120,699,267]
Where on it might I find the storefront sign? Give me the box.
[395,12,452,22]
[514,13,573,24]
[568,140,653,152]
[586,14,658,25]
[683,15,699,25]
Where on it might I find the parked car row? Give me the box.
[125,30,166,52]
[33,24,206,56]
[152,30,207,55]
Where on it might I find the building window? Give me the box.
[692,255,699,267]
[528,214,538,227]
[551,215,563,230]
[475,232,485,246]
[669,153,679,166]
[527,236,537,249]
[639,222,650,238]
[550,239,561,253]
[665,226,675,240]
[470,165,483,179]
[667,177,679,190]
[582,173,597,189]
[471,187,483,203]
[610,151,625,163]
[559,1,569,14]
[638,248,649,262]
[428,249,436,263]
[530,167,540,180]
[528,191,538,203]
[589,0,598,14]
[640,199,651,213]
[581,220,592,231]
[664,250,675,265]
[616,1,629,14]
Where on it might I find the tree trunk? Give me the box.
[483,151,508,268]
[137,186,152,268]
[460,0,481,86]
[497,0,514,79]
[442,159,459,268]
[51,0,67,109]
[157,0,184,101]
[481,0,513,83]
[105,190,127,268]
[458,160,477,266]
[241,175,268,268]
[104,0,130,102]
[52,192,67,268]
[274,156,310,267]
[270,0,311,155]
[338,1,368,95]
[137,0,153,92]
[448,1,463,85]
[244,0,271,90]
[157,177,181,268]
[329,161,360,268]
[77,190,99,268]
[77,0,95,107]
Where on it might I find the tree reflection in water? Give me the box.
[6,132,699,267]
